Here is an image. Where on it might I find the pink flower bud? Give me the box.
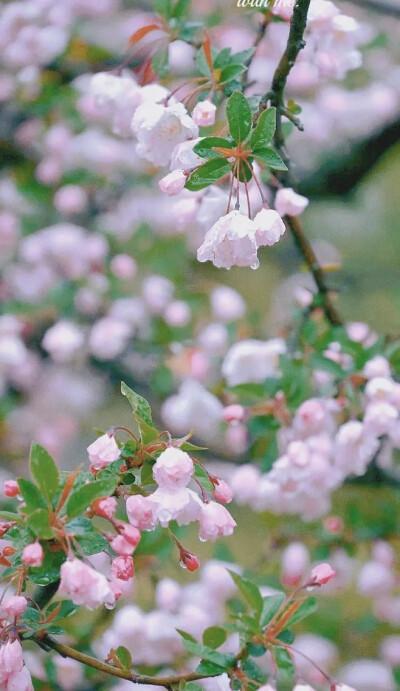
[180,551,200,572]
[158,170,187,196]
[110,254,137,279]
[110,535,135,556]
[0,638,24,677]
[309,562,336,586]
[53,185,88,215]
[192,100,216,127]
[87,433,120,470]
[92,496,118,519]
[212,479,233,504]
[323,516,343,534]
[21,541,43,567]
[222,404,245,423]
[111,555,135,581]
[120,524,141,547]
[2,595,28,617]
[4,480,19,497]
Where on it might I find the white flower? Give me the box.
[192,100,217,127]
[199,501,236,541]
[210,286,246,322]
[222,338,286,387]
[274,187,309,217]
[170,138,204,171]
[253,208,286,246]
[132,101,198,167]
[197,210,259,269]
[149,486,203,527]
[334,421,379,476]
[158,170,187,196]
[153,448,194,489]
[41,321,84,363]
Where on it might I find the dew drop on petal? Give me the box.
[250,259,260,270]
[199,535,207,543]
[179,560,187,569]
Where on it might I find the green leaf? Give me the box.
[193,463,214,492]
[232,48,255,64]
[250,107,276,149]
[171,0,190,19]
[185,158,232,191]
[182,639,235,670]
[193,137,234,159]
[181,683,203,691]
[121,381,152,426]
[228,571,263,618]
[30,442,60,504]
[115,646,132,669]
[219,64,246,84]
[66,478,118,520]
[176,629,198,643]
[17,478,47,512]
[180,441,207,452]
[195,660,227,676]
[260,593,285,627]
[76,531,110,555]
[28,509,54,539]
[286,597,318,627]
[0,511,22,523]
[226,91,252,144]
[202,626,227,649]
[196,45,217,77]
[274,647,295,684]
[121,382,158,444]
[310,354,345,378]
[252,146,288,170]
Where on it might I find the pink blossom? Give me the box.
[87,433,120,470]
[192,100,216,127]
[0,639,24,686]
[164,300,191,327]
[2,596,28,618]
[21,541,43,567]
[197,210,259,270]
[150,486,203,527]
[212,479,234,504]
[92,496,117,519]
[110,254,137,279]
[210,286,246,322]
[4,480,19,497]
[357,561,395,596]
[126,494,157,531]
[6,665,34,691]
[253,208,286,246]
[275,187,309,217]
[199,501,236,541]
[222,338,286,387]
[132,101,198,167]
[281,542,310,586]
[41,321,84,363]
[110,535,136,556]
[53,185,87,215]
[153,448,194,490]
[111,556,135,581]
[170,138,204,171]
[158,170,187,196]
[59,558,115,610]
[222,404,245,423]
[310,562,336,585]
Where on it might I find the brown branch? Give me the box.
[256,0,343,326]
[285,215,342,326]
[34,634,247,688]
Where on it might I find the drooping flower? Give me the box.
[153,448,194,490]
[253,208,286,246]
[199,501,236,542]
[87,433,120,470]
[59,558,115,610]
[197,211,259,269]
[21,541,43,567]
